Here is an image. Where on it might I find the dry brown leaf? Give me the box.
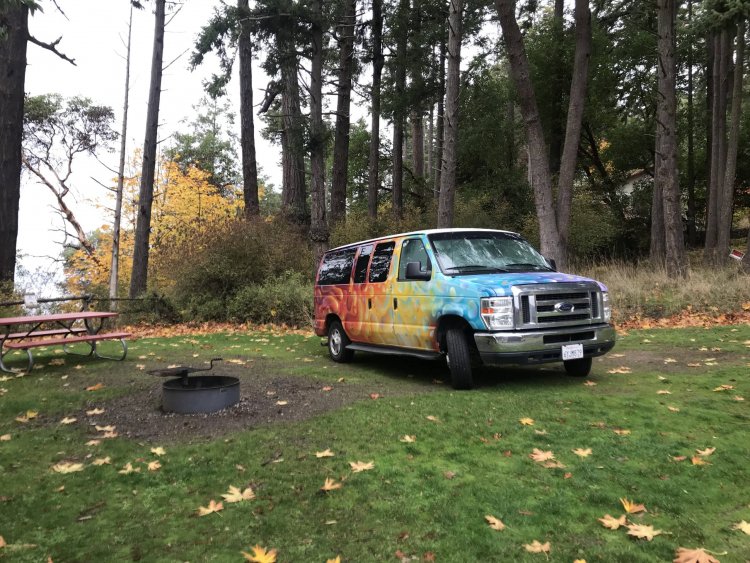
[563,472,573,479]
[620,498,646,514]
[583,380,597,386]
[85,383,104,391]
[15,410,38,423]
[0,535,5,548]
[85,439,101,447]
[426,415,440,422]
[529,449,554,463]
[443,470,456,480]
[607,366,632,374]
[91,457,111,466]
[349,460,374,473]
[523,540,551,554]
[657,390,672,395]
[118,462,140,475]
[321,478,342,492]
[696,447,715,457]
[0,434,10,441]
[369,393,382,400]
[147,460,161,472]
[663,358,677,364]
[197,499,224,516]
[222,485,255,503]
[315,449,335,458]
[713,384,733,391]
[627,524,662,541]
[732,396,745,401]
[519,417,535,426]
[95,425,115,433]
[572,448,592,458]
[598,514,627,530]
[667,406,680,412]
[275,400,288,406]
[691,456,710,466]
[485,514,505,531]
[150,446,166,456]
[326,557,341,563]
[613,429,631,436]
[86,408,105,415]
[542,460,566,469]
[51,461,84,474]
[673,547,721,563]
[732,520,750,535]
[59,416,77,425]
[99,431,118,439]
[672,455,687,462]
[399,435,416,443]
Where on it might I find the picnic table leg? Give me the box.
[0,348,33,374]
[93,338,128,361]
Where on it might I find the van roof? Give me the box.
[327,227,519,253]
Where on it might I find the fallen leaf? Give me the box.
[573,560,586,563]
[691,456,710,466]
[613,429,631,436]
[86,408,105,415]
[275,400,288,406]
[242,545,277,563]
[667,406,680,412]
[322,386,333,392]
[673,547,720,563]
[672,455,687,462]
[0,535,5,548]
[713,385,734,391]
[197,499,224,516]
[60,417,77,425]
[118,463,140,475]
[222,485,255,503]
[523,540,551,554]
[534,429,548,435]
[15,410,38,423]
[519,417,535,426]
[426,415,440,422]
[732,396,745,401]
[657,390,672,395]
[85,383,104,391]
[349,460,374,473]
[563,472,573,479]
[422,552,436,562]
[620,498,646,514]
[607,367,632,374]
[696,447,715,457]
[627,524,662,541]
[92,457,111,466]
[85,439,101,446]
[443,470,456,480]
[99,431,118,439]
[321,478,342,492]
[147,460,161,472]
[663,358,677,364]
[598,514,627,530]
[326,557,341,563]
[529,449,554,463]
[399,435,416,443]
[732,520,750,535]
[583,380,597,386]
[51,461,84,474]
[485,514,505,531]
[150,447,166,456]
[369,393,381,400]
[0,434,10,441]
[316,449,335,458]
[542,460,566,469]
[572,448,592,458]
[95,425,115,433]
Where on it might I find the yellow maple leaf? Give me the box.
[197,499,224,516]
[572,448,592,458]
[321,478,342,492]
[620,498,646,514]
[673,547,720,563]
[91,457,111,466]
[626,524,662,541]
[485,514,505,531]
[326,557,341,563]
[241,544,277,563]
[349,461,374,473]
[118,462,140,475]
[573,560,586,563]
[86,408,105,415]
[691,456,710,466]
[221,485,255,503]
[598,514,627,530]
[519,417,535,426]
[529,448,555,463]
[15,410,38,423]
[732,520,750,535]
[399,435,416,443]
[523,540,551,553]
[52,461,85,474]
[695,447,715,457]
[147,460,161,472]
[60,417,77,425]
[315,449,335,458]
[150,447,166,456]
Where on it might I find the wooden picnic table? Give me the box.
[0,311,130,373]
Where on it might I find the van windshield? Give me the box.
[428,231,553,275]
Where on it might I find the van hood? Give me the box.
[443,271,607,297]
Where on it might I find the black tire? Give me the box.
[446,327,473,390]
[328,319,354,363]
[564,357,592,377]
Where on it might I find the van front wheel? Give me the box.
[328,320,354,363]
[446,328,473,390]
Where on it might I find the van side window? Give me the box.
[353,245,373,283]
[318,248,357,285]
[398,238,431,281]
[369,242,395,283]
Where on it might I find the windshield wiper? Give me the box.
[444,265,510,275]
[503,263,554,271]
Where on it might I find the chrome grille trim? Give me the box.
[511,282,604,329]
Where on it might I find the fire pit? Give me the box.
[148,358,240,414]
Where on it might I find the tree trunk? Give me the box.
[130,0,166,297]
[309,0,328,268]
[392,0,409,218]
[109,5,133,302]
[549,0,565,176]
[555,0,591,260]
[330,0,357,225]
[411,112,424,180]
[496,0,564,266]
[238,0,259,218]
[0,3,28,285]
[650,178,666,264]
[427,103,434,186]
[279,31,307,224]
[434,38,446,197]
[367,0,384,219]
[717,19,744,259]
[437,0,462,228]
[655,0,686,278]
[685,0,697,246]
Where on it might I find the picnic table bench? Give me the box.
[0,311,131,373]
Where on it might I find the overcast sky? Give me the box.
[19,0,284,294]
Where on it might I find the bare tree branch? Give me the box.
[27,34,76,65]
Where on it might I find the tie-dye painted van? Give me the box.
[314,228,615,389]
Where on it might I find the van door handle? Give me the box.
[368,298,372,309]
[393,297,398,310]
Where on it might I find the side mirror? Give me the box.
[546,257,557,271]
[405,261,431,281]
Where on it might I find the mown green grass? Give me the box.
[1,326,749,562]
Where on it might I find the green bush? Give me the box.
[228,272,312,326]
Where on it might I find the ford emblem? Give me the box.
[554,301,575,313]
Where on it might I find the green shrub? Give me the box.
[228,272,312,326]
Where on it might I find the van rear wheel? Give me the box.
[446,327,473,390]
[564,357,592,377]
[328,320,354,363]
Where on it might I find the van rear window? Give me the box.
[318,248,357,285]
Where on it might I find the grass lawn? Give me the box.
[0,324,749,562]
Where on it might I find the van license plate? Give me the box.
[562,344,584,361]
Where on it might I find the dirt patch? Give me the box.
[72,361,431,444]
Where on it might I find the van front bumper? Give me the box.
[473,323,616,365]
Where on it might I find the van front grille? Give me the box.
[512,283,604,329]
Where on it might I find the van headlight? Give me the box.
[481,297,514,330]
[602,292,611,322]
